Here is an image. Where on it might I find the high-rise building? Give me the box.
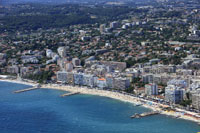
[142,74,154,83]
[165,85,184,104]
[82,74,94,87]
[106,77,114,89]
[66,72,74,85]
[191,92,200,111]
[145,83,158,96]
[114,78,130,90]
[74,73,84,86]
[57,71,68,83]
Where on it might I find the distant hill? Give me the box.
[1,0,68,5]
[1,0,154,5]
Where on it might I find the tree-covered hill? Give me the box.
[0,4,136,32]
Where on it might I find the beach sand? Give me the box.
[42,84,200,123]
[0,79,37,86]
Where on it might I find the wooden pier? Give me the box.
[14,87,39,93]
[60,92,80,97]
[131,111,160,119]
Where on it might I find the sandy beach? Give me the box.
[0,79,37,86]
[42,84,200,123]
[1,78,200,124]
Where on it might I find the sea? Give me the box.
[0,81,199,133]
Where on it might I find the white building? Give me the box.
[165,85,185,104]
[57,47,67,58]
[100,24,106,33]
[145,83,158,96]
[46,49,53,58]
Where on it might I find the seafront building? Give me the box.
[165,85,185,104]
[82,74,95,87]
[56,70,130,90]
[74,73,84,86]
[57,71,68,83]
[114,78,130,90]
[96,78,107,89]
[106,76,115,89]
[66,72,74,85]
[191,90,200,110]
[145,84,158,96]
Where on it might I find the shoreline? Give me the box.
[0,79,37,86]
[42,84,200,124]
[1,78,200,124]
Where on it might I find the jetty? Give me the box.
[14,84,41,93]
[131,111,160,119]
[14,87,39,93]
[60,92,80,97]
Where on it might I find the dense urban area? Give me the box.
[0,0,200,115]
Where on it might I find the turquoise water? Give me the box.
[0,81,199,133]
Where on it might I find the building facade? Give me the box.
[165,85,184,104]
[57,71,68,83]
[145,83,158,96]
